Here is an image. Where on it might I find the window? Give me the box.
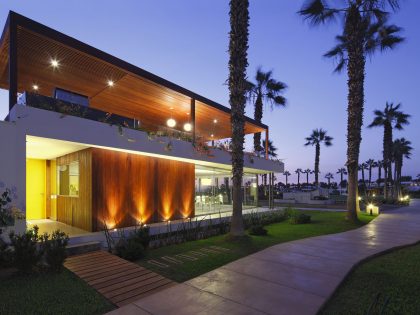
[54,88,89,107]
[57,161,79,196]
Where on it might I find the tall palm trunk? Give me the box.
[314,144,320,185]
[228,0,249,237]
[383,122,393,199]
[377,164,382,185]
[368,167,372,188]
[306,173,309,185]
[253,93,263,152]
[285,175,288,186]
[297,173,300,186]
[345,5,364,222]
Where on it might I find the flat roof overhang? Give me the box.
[0,11,267,141]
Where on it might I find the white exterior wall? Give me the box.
[1,104,284,228]
[0,120,26,212]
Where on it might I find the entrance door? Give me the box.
[26,159,46,220]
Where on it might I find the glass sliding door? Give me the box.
[195,165,258,215]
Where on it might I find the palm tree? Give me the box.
[303,169,313,186]
[283,171,291,186]
[368,102,410,199]
[299,0,404,222]
[228,0,249,237]
[392,138,412,199]
[325,172,334,187]
[295,168,303,186]
[376,160,384,186]
[304,128,333,185]
[336,167,347,188]
[365,159,377,188]
[358,162,368,189]
[247,68,287,152]
[261,139,278,158]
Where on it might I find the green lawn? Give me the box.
[0,269,115,315]
[320,243,420,315]
[137,210,375,282]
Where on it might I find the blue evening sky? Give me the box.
[1,1,419,183]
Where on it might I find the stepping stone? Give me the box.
[200,248,220,254]
[175,254,198,261]
[148,260,169,268]
[161,256,183,264]
[189,251,208,257]
[209,246,230,252]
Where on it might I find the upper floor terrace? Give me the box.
[0,11,272,158]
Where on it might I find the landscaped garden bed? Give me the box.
[136,210,375,282]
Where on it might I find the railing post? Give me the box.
[9,14,18,111]
[265,129,269,160]
[191,98,196,143]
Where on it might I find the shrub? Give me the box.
[0,232,13,268]
[41,230,69,271]
[133,225,150,249]
[9,226,42,273]
[289,213,311,225]
[115,237,145,261]
[248,225,268,236]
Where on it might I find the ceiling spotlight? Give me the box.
[186,112,190,115]
[183,123,192,132]
[107,80,114,87]
[50,59,59,68]
[32,84,39,91]
[167,118,176,128]
[210,134,214,138]
[213,119,218,123]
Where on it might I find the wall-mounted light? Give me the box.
[167,118,176,128]
[183,123,192,132]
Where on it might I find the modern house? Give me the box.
[0,12,283,235]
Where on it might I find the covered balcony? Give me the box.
[0,12,270,156]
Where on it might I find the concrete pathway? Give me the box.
[107,201,420,315]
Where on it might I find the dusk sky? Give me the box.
[1,0,419,183]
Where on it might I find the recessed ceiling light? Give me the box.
[183,123,192,132]
[213,119,218,123]
[107,80,114,87]
[167,118,176,128]
[210,134,214,137]
[186,112,190,115]
[170,107,174,110]
[32,84,39,91]
[50,59,59,68]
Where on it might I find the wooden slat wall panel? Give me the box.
[56,149,92,231]
[91,148,195,231]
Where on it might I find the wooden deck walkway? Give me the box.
[64,250,175,307]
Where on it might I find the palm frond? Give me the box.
[298,0,339,25]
